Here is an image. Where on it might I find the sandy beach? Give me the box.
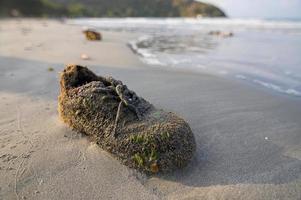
[0,19,301,200]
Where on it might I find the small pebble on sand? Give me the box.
[81,53,90,60]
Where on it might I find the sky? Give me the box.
[199,0,301,19]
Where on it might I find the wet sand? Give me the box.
[0,19,300,200]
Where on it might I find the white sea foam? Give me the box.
[286,89,301,96]
[128,35,166,66]
[141,57,166,66]
[235,75,247,80]
[253,79,301,97]
[218,70,229,75]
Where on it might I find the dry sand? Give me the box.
[0,19,301,200]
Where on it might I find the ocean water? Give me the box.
[70,18,301,97]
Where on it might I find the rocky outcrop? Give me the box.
[0,0,226,17]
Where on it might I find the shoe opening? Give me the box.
[61,65,99,89]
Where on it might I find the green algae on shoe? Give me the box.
[58,64,196,173]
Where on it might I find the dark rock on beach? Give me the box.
[83,29,102,41]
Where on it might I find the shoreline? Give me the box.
[72,17,301,99]
[1,19,301,200]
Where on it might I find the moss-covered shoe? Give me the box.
[58,65,196,173]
